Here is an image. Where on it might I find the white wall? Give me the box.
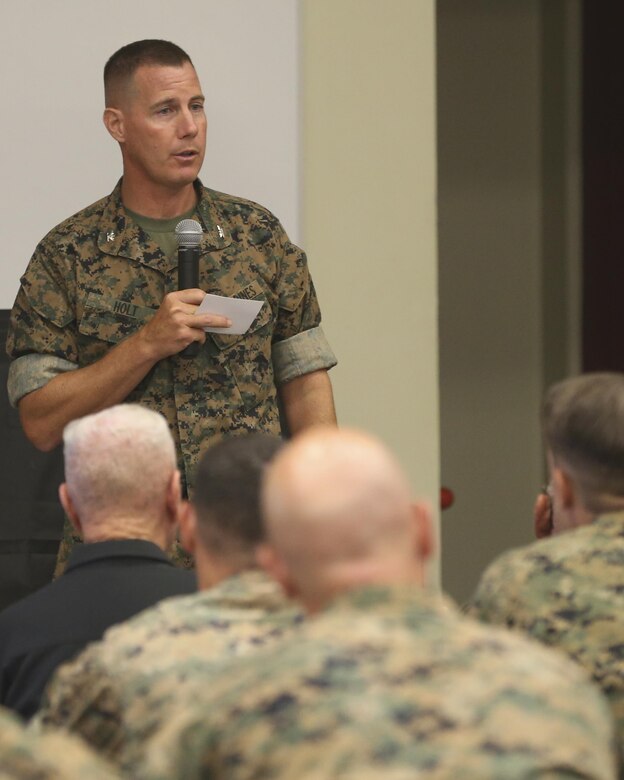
[0,0,300,308]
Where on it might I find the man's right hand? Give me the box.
[138,289,231,360]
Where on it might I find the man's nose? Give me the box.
[178,109,198,137]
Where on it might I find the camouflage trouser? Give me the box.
[53,517,195,578]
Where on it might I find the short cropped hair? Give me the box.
[104,39,193,106]
[543,372,624,508]
[193,434,283,561]
[63,404,176,522]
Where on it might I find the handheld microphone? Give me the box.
[175,219,203,358]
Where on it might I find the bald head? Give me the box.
[260,428,431,611]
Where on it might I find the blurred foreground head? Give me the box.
[259,427,432,613]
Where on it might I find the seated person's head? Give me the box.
[543,372,624,534]
[181,433,283,589]
[60,404,179,548]
[258,427,432,613]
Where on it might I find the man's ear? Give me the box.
[410,501,433,563]
[59,483,82,537]
[256,543,298,599]
[534,491,553,539]
[165,470,182,520]
[553,466,575,509]
[178,502,197,556]
[103,107,125,143]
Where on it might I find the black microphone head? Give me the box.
[175,219,203,248]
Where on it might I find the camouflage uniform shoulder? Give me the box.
[102,591,204,643]
[39,572,300,732]
[199,185,286,236]
[38,574,301,770]
[470,511,624,615]
[201,185,279,219]
[35,189,117,249]
[100,571,297,648]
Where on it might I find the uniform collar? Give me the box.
[96,179,232,274]
[323,584,456,621]
[65,539,170,573]
[199,570,296,613]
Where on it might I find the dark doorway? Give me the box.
[582,3,624,371]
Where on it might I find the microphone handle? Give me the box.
[178,246,200,358]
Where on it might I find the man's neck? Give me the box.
[81,517,169,551]
[196,548,256,591]
[120,179,197,219]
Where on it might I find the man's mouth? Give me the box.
[175,150,198,158]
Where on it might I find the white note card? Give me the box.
[197,293,264,335]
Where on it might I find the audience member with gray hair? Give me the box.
[0,404,195,720]
[469,372,624,771]
[138,427,616,780]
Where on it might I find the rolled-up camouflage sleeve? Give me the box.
[272,326,336,386]
[7,354,78,408]
[271,239,337,386]
[6,240,79,405]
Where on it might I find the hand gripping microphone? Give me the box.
[175,219,203,358]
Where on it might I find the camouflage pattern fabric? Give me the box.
[37,571,301,772]
[6,179,337,495]
[136,585,617,780]
[468,510,624,772]
[0,704,118,779]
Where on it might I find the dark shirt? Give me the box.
[0,539,196,719]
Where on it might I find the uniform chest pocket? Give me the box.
[78,293,155,346]
[207,282,275,409]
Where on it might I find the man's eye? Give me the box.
[158,107,172,115]
[191,103,204,112]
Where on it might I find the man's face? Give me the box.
[118,61,207,192]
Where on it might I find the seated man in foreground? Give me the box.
[37,434,301,772]
[0,404,195,719]
[469,372,624,768]
[138,427,616,780]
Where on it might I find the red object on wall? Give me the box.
[440,487,454,510]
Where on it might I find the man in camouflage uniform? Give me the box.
[136,427,617,780]
[469,372,624,773]
[6,39,337,498]
[0,704,118,779]
[36,434,301,773]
